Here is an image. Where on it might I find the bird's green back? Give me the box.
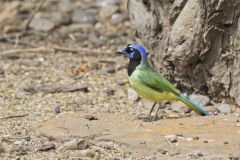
[133,62,180,96]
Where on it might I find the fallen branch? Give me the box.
[0,46,114,57]
[52,45,113,56]
[1,47,54,55]
[23,84,88,93]
[0,114,28,120]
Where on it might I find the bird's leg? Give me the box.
[153,105,161,121]
[143,102,157,122]
[147,102,157,117]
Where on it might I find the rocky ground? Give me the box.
[0,0,240,160]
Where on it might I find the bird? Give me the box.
[116,44,209,121]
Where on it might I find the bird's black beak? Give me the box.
[115,51,125,55]
[115,48,128,56]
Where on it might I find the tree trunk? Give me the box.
[127,0,240,105]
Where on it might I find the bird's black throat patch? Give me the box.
[127,50,141,76]
[128,60,140,76]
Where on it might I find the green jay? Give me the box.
[116,44,209,120]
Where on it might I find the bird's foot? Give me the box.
[143,115,160,122]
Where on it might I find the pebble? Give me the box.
[107,157,120,160]
[54,106,61,114]
[170,101,190,114]
[72,9,96,24]
[11,145,32,155]
[94,0,120,7]
[128,87,139,102]
[29,13,55,31]
[111,13,128,24]
[58,0,74,12]
[224,141,229,145]
[83,115,98,121]
[0,143,4,154]
[30,11,71,29]
[158,148,167,154]
[218,103,231,114]
[204,105,219,114]
[193,136,199,140]
[115,89,126,98]
[229,154,240,160]
[106,66,116,73]
[103,87,115,96]
[189,94,210,106]
[169,137,178,143]
[69,149,95,158]
[188,150,204,159]
[100,5,118,19]
[203,140,208,143]
[37,143,55,151]
[117,80,127,86]
[61,139,89,150]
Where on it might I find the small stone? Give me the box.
[11,145,31,155]
[81,150,95,158]
[140,141,146,144]
[29,13,55,31]
[203,140,208,143]
[117,80,127,86]
[83,115,98,121]
[69,149,95,158]
[61,139,89,150]
[188,150,204,159]
[103,87,115,96]
[115,89,126,98]
[189,94,210,106]
[37,143,55,151]
[229,154,240,160]
[0,67,4,75]
[72,9,96,24]
[54,106,61,114]
[111,13,128,24]
[170,101,190,114]
[193,136,199,140]
[218,103,231,114]
[128,87,139,102]
[94,0,120,7]
[0,143,4,154]
[100,5,118,19]
[14,140,25,145]
[204,105,218,114]
[224,141,229,145]
[106,66,115,73]
[158,148,167,154]
[16,157,27,160]
[107,156,120,160]
[169,137,178,143]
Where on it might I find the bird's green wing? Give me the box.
[135,63,180,96]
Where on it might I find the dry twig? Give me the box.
[23,84,88,93]
[1,47,54,55]
[23,0,47,31]
[0,114,28,120]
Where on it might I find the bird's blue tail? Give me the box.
[179,94,209,116]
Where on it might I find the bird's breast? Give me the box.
[129,72,178,103]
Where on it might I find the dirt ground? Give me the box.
[0,0,240,160]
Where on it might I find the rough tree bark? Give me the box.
[127,0,240,105]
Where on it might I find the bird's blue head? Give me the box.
[116,44,148,63]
